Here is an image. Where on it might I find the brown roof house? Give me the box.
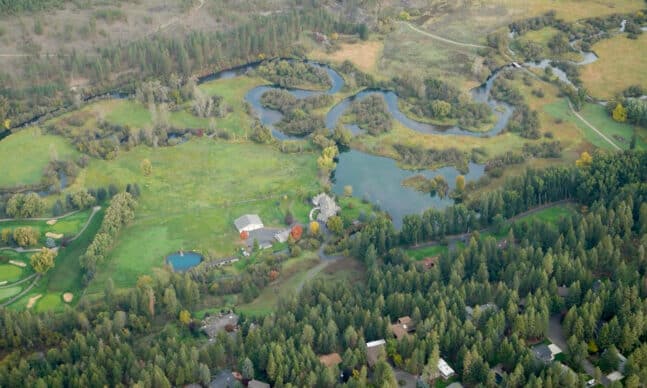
[421,256,438,271]
[366,339,386,367]
[391,316,416,340]
[319,353,342,368]
[248,379,270,388]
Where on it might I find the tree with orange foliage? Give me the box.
[290,225,303,240]
[240,230,249,240]
[269,270,279,281]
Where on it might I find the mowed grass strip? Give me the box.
[0,127,79,188]
[0,264,23,283]
[79,140,320,291]
[581,33,647,100]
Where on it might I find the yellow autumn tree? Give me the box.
[309,221,320,236]
[455,175,466,192]
[612,103,627,123]
[179,310,191,325]
[576,151,592,168]
[141,158,153,176]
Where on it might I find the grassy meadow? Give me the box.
[581,33,647,100]
[0,127,79,188]
[77,140,321,291]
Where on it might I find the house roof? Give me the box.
[606,371,624,382]
[438,358,455,377]
[398,316,412,325]
[548,344,562,356]
[366,339,386,367]
[312,193,340,222]
[234,214,263,231]
[557,286,570,297]
[319,353,342,367]
[391,324,409,340]
[532,344,553,362]
[274,229,291,243]
[248,379,271,388]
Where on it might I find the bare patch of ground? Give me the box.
[311,41,384,73]
[27,294,42,309]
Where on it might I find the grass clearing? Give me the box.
[0,264,23,282]
[515,203,578,224]
[76,140,320,291]
[34,293,64,312]
[581,33,647,100]
[0,286,22,301]
[0,127,79,188]
[310,40,384,73]
[406,245,449,261]
[237,254,320,316]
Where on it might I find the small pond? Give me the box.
[332,150,485,229]
[167,252,203,272]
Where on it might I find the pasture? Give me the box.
[0,127,79,188]
[78,140,320,291]
[580,33,647,100]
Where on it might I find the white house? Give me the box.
[438,358,456,379]
[234,214,264,233]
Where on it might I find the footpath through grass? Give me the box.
[543,99,644,151]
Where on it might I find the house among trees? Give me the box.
[234,214,264,233]
[274,229,291,243]
[465,303,497,320]
[421,256,438,271]
[530,343,561,364]
[391,316,416,340]
[319,353,342,368]
[312,193,341,223]
[248,379,270,388]
[557,285,570,298]
[366,339,386,367]
[436,358,456,380]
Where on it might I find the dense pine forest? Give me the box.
[1,150,646,387]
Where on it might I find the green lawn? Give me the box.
[0,286,22,301]
[406,245,449,261]
[0,127,79,188]
[543,99,644,151]
[515,203,577,224]
[0,264,23,283]
[0,208,93,247]
[78,140,320,291]
[34,293,64,312]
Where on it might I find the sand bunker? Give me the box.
[63,292,74,303]
[46,219,58,225]
[27,294,42,309]
[9,260,26,268]
[45,232,64,239]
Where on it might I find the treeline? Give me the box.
[260,89,332,114]
[393,144,468,172]
[491,72,541,138]
[79,192,136,284]
[257,60,332,90]
[3,8,361,124]
[349,94,392,135]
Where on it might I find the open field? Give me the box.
[0,264,23,283]
[580,33,647,100]
[511,27,582,62]
[514,203,577,224]
[310,40,384,73]
[76,140,320,291]
[0,127,79,188]
[406,245,449,261]
[543,100,645,151]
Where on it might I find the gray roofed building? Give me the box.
[234,214,264,233]
[532,344,553,363]
[274,228,291,243]
[248,380,271,388]
[312,193,341,223]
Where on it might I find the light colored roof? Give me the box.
[248,380,271,388]
[234,214,263,232]
[391,324,408,340]
[312,193,340,222]
[548,344,562,356]
[366,339,386,348]
[438,358,455,377]
[606,371,624,382]
[274,229,291,243]
[319,353,342,367]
